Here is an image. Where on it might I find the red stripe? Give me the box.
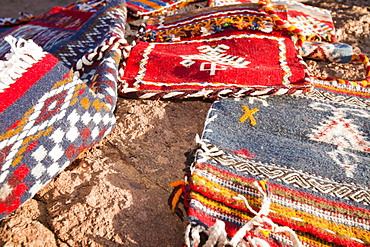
[0,53,60,113]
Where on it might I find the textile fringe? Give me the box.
[185,180,302,247]
[182,137,303,247]
[0,36,46,93]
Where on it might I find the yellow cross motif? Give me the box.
[239,105,259,125]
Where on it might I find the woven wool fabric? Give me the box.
[206,0,336,42]
[126,0,199,17]
[0,27,123,219]
[120,4,313,99]
[180,80,370,246]
[140,3,286,42]
[120,30,312,99]
[302,41,354,63]
[0,0,127,67]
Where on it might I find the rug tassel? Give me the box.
[169,180,189,219]
[186,180,303,247]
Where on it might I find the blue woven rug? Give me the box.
[180,78,370,246]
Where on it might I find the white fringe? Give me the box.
[185,180,303,247]
[0,36,46,93]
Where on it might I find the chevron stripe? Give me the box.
[196,142,370,206]
[54,5,127,66]
[190,160,370,246]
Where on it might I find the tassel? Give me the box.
[185,180,303,247]
[168,180,189,221]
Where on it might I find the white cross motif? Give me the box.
[180,44,250,76]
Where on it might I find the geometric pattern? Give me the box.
[126,0,198,17]
[0,0,126,219]
[206,0,337,42]
[179,44,251,76]
[141,3,279,42]
[120,31,312,99]
[301,41,354,63]
[0,0,127,68]
[180,79,370,246]
[187,156,370,246]
[51,1,128,67]
[198,142,370,206]
[0,58,117,219]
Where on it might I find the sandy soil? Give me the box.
[0,0,369,246]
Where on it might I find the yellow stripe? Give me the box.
[314,81,370,97]
[271,202,370,243]
[192,171,370,243]
[191,192,255,221]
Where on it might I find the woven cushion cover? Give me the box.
[0,0,126,67]
[120,4,312,99]
[184,79,370,246]
[207,0,336,42]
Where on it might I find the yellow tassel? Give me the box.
[170,180,185,188]
[171,187,184,213]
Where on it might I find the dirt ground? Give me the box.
[0,0,369,246]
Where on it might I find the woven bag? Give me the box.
[170,75,370,246]
[119,1,316,100]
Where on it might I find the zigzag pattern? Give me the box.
[195,165,370,231]
[197,142,370,206]
[297,81,370,109]
[54,6,127,66]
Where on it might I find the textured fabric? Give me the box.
[0,0,127,67]
[0,0,127,220]
[121,30,312,99]
[207,0,336,42]
[126,0,199,16]
[140,3,287,42]
[0,35,122,220]
[120,4,313,99]
[302,41,354,63]
[180,79,370,246]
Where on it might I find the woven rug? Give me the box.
[0,0,127,67]
[139,3,286,42]
[120,3,314,99]
[172,78,370,246]
[0,33,124,219]
[206,0,336,42]
[0,0,130,219]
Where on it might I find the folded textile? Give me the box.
[0,0,129,219]
[171,78,370,246]
[0,34,124,220]
[120,3,313,100]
